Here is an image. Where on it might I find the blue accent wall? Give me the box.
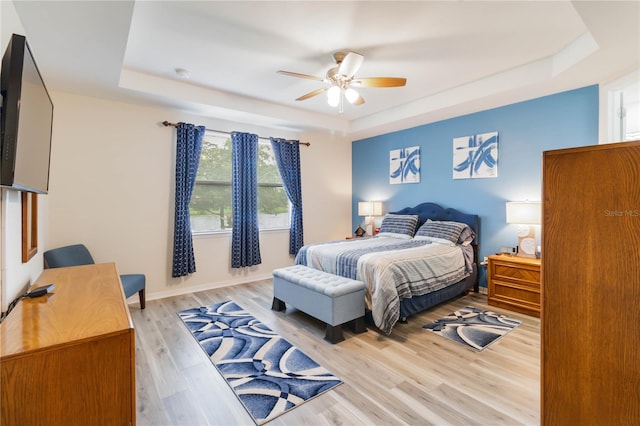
[352,85,598,285]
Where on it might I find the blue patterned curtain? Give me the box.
[172,122,205,277]
[231,132,262,268]
[270,138,304,254]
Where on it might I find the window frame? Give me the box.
[600,70,640,143]
[190,131,291,235]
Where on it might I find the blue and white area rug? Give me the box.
[423,306,522,351]
[177,301,342,424]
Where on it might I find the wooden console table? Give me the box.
[1,263,136,425]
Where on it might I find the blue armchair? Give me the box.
[43,244,146,309]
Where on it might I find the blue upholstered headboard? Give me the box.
[391,202,480,245]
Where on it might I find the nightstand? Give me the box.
[487,254,541,317]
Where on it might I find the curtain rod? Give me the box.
[162,121,310,146]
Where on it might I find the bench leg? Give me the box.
[271,297,286,311]
[325,324,344,344]
[348,316,367,334]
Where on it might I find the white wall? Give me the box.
[0,190,48,311]
[47,92,351,302]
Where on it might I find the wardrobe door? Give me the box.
[542,141,640,425]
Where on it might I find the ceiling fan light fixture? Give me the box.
[345,88,359,104]
[327,86,341,107]
[279,50,405,113]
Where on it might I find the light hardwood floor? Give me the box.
[130,280,540,426]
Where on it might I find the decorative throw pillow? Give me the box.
[457,225,476,246]
[414,220,474,245]
[378,214,420,239]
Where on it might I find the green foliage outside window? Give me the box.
[190,134,289,232]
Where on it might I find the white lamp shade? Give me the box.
[327,86,340,107]
[358,201,383,216]
[506,201,541,225]
[372,201,383,216]
[345,88,359,104]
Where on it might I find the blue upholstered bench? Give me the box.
[271,265,367,343]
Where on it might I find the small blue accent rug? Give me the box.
[423,306,522,351]
[177,301,342,424]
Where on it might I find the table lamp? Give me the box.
[506,201,541,258]
[358,201,383,236]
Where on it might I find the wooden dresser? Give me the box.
[487,254,540,317]
[0,263,136,425]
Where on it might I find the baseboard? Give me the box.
[127,272,274,306]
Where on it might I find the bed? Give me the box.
[294,202,479,334]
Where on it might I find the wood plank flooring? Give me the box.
[130,280,540,425]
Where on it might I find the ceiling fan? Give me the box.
[277,51,407,113]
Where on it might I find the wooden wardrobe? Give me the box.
[541,140,640,425]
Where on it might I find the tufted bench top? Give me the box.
[273,265,364,298]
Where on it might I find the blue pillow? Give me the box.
[378,214,420,239]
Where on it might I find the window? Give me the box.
[605,72,640,142]
[190,132,290,233]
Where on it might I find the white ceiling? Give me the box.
[11,0,640,140]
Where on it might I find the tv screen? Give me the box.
[0,33,53,194]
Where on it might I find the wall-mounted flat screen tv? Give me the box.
[0,33,54,194]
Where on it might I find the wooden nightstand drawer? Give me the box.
[491,281,540,307]
[491,261,540,289]
[488,255,541,317]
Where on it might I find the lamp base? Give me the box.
[516,226,537,258]
[364,215,375,236]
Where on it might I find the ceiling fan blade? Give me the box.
[277,70,325,82]
[352,77,407,88]
[352,94,365,106]
[295,88,327,101]
[338,52,364,78]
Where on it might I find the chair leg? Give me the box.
[138,288,146,309]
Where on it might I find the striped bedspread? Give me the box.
[295,236,468,334]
